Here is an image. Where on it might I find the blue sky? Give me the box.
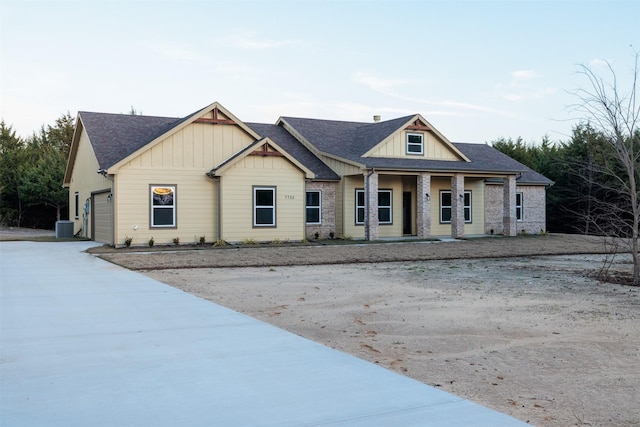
[1,0,638,143]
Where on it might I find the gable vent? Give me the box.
[373,115,381,123]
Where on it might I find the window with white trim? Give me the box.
[378,189,392,224]
[356,190,366,224]
[440,190,471,223]
[355,189,393,225]
[406,133,424,155]
[516,192,523,221]
[151,185,176,227]
[306,191,321,224]
[254,186,276,227]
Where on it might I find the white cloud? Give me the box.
[588,58,609,68]
[353,71,414,93]
[224,31,298,50]
[144,41,206,61]
[512,70,540,81]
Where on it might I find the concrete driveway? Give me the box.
[0,241,527,426]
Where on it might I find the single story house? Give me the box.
[63,102,553,247]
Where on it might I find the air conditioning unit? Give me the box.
[55,221,74,239]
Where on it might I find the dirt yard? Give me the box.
[93,234,639,427]
[8,230,638,426]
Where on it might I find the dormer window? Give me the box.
[406,133,424,155]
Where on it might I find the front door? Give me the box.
[403,192,412,235]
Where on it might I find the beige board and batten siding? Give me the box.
[220,154,306,243]
[67,128,113,239]
[114,167,216,247]
[112,121,255,246]
[429,177,485,236]
[368,130,460,160]
[341,175,405,239]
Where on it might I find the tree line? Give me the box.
[0,114,74,229]
[493,124,639,236]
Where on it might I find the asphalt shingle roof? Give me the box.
[280,116,552,184]
[245,123,340,180]
[281,116,413,158]
[77,110,552,185]
[79,112,182,169]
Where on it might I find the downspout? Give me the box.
[216,177,221,241]
[206,171,221,241]
[364,168,375,241]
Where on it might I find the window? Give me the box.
[254,187,276,227]
[516,192,523,221]
[356,190,366,224]
[378,190,392,224]
[355,189,393,225]
[440,190,471,223]
[74,192,79,219]
[151,185,176,227]
[406,133,424,155]
[306,191,321,224]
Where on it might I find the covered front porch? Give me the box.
[345,170,518,241]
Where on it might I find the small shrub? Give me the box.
[270,238,282,245]
[199,236,206,245]
[340,234,352,240]
[124,236,132,247]
[213,239,228,247]
[173,237,180,246]
[520,229,527,236]
[243,237,257,245]
[314,232,319,240]
[329,231,335,239]
[148,237,155,247]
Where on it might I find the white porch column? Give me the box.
[417,173,431,238]
[503,175,517,236]
[365,170,379,240]
[451,173,465,238]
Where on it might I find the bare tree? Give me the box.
[572,51,640,285]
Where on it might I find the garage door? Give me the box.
[92,192,113,244]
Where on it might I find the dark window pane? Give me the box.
[408,134,422,143]
[378,191,391,206]
[379,208,391,223]
[306,208,320,223]
[441,192,451,206]
[153,208,174,226]
[255,190,273,206]
[255,208,273,225]
[442,207,451,222]
[356,208,365,223]
[306,192,320,206]
[356,190,365,206]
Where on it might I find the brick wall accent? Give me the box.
[366,171,379,240]
[305,181,337,239]
[503,175,517,236]
[485,183,547,235]
[451,173,465,238]
[417,173,431,238]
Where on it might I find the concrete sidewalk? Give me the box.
[1,242,527,426]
